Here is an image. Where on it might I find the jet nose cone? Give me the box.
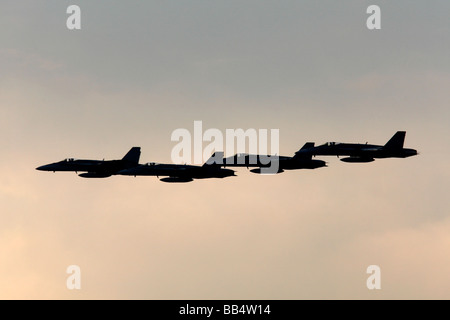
[36,165,49,171]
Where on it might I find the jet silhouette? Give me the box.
[118,152,236,183]
[219,143,327,174]
[36,147,141,178]
[296,131,418,163]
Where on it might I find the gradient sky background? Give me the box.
[1,0,449,299]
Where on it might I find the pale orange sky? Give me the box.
[1,1,449,299]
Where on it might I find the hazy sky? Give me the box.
[1,1,450,299]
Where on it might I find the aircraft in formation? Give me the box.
[36,147,141,178]
[119,152,235,183]
[36,131,417,182]
[220,143,326,174]
[295,131,418,163]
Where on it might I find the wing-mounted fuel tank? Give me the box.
[78,172,112,178]
[159,177,194,183]
[340,157,374,163]
[250,168,284,174]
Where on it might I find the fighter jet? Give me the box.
[220,143,327,174]
[296,131,418,163]
[118,152,236,183]
[36,147,141,178]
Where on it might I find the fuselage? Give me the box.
[118,163,236,179]
[36,158,139,177]
[298,142,417,159]
[222,154,326,170]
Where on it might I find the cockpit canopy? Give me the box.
[320,142,340,147]
[145,162,156,166]
[64,158,76,162]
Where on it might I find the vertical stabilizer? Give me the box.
[384,132,405,149]
[122,147,141,164]
[293,142,315,159]
[203,152,224,167]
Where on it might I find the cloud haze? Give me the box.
[1,1,449,299]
